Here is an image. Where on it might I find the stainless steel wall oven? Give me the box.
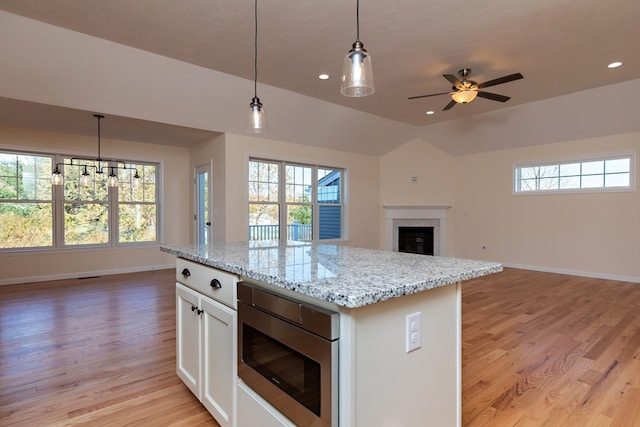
[238,282,339,427]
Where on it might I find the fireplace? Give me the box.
[384,206,450,256]
[398,226,434,255]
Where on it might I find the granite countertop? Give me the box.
[161,242,502,308]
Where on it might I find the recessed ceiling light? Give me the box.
[425,110,435,115]
[318,74,330,80]
[608,61,622,69]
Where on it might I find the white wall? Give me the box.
[453,132,639,281]
[380,131,640,281]
[0,125,190,284]
[378,138,457,251]
[221,134,380,249]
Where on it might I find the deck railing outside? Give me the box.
[249,223,312,241]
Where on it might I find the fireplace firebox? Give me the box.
[398,226,434,256]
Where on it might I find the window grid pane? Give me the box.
[64,202,109,245]
[1,150,159,251]
[249,159,343,242]
[515,155,632,193]
[0,152,54,249]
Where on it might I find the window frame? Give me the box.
[0,149,161,252]
[248,157,345,243]
[513,152,635,195]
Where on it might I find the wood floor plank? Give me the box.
[2,267,639,426]
[462,268,640,427]
[0,270,217,427]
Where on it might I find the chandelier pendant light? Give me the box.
[341,0,375,97]
[249,0,267,133]
[50,114,140,188]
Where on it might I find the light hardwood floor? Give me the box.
[1,268,639,426]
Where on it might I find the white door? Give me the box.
[195,164,211,245]
[176,283,202,398]
[201,296,237,427]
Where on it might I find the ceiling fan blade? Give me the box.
[408,91,451,100]
[443,74,464,89]
[477,73,523,89]
[443,99,457,111]
[477,91,511,102]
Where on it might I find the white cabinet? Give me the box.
[176,283,202,396]
[176,259,238,427]
[237,379,296,427]
[201,295,236,424]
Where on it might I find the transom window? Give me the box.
[514,154,633,193]
[0,150,159,250]
[248,159,344,242]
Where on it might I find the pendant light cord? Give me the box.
[96,114,102,162]
[253,0,258,99]
[355,0,360,42]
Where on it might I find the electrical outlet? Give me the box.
[406,312,421,353]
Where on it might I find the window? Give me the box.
[248,159,344,242]
[514,155,633,193]
[0,150,159,250]
[0,152,54,249]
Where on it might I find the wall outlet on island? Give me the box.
[406,312,422,353]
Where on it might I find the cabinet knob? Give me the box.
[210,278,222,289]
[191,305,197,312]
[197,308,204,315]
[181,268,191,278]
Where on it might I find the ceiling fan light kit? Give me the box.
[450,88,478,104]
[409,68,524,111]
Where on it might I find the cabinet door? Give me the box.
[237,380,296,427]
[176,283,202,398]
[201,296,237,427]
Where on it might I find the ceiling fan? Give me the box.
[408,68,524,111]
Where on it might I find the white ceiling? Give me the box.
[0,0,639,151]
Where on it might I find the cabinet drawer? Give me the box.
[176,258,237,308]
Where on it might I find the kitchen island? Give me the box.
[162,242,502,427]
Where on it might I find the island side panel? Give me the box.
[346,283,461,427]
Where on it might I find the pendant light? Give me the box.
[340,0,375,97]
[249,0,267,133]
[50,114,140,187]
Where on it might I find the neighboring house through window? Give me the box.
[248,159,344,242]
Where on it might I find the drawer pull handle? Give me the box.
[181,268,191,278]
[210,279,222,289]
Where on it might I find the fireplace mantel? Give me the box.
[384,205,451,255]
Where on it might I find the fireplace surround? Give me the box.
[384,206,450,256]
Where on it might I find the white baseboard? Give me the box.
[503,262,640,284]
[0,263,176,286]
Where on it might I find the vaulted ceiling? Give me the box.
[1,0,639,155]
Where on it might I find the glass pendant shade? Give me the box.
[451,89,478,104]
[132,171,141,187]
[341,40,375,97]
[80,166,92,186]
[51,168,63,185]
[249,97,268,133]
[107,168,118,187]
